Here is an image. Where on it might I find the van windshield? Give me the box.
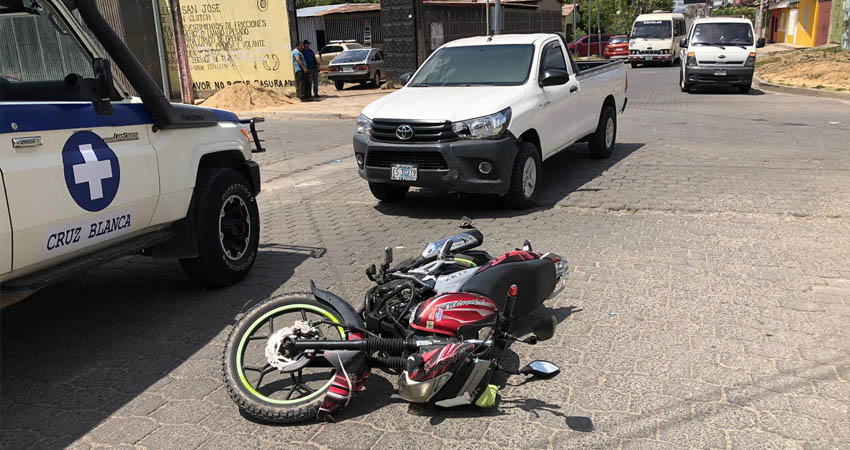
[691,23,754,46]
[632,20,672,39]
[409,45,534,87]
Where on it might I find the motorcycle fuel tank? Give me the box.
[409,293,497,337]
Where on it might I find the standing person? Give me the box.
[302,40,320,98]
[291,42,311,102]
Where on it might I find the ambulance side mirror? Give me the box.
[91,58,114,116]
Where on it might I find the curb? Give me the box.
[232,111,359,121]
[754,76,850,102]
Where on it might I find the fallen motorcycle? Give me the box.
[222,229,567,423]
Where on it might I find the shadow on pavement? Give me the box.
[687,86,766,96]
[0,246,321,449]
[373,143,645,220]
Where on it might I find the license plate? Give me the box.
[714,69,727,76]
[343,66,354,72]
[646,56,653,60]
[391,164,417,181]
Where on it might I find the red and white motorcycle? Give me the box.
[222,229,566,423]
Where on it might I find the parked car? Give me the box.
[604,35,629,60]
[328,48,385,90]
[679,17,765,93]
[567,34,612,57]
[317,40,364,71]
[628,11,687,67]
[1,0,263,306]
[353,33,628,209]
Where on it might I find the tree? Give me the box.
[572,0,673,37]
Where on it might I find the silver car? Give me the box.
[327,48,385,90]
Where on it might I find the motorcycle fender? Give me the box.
[310,280,366,329]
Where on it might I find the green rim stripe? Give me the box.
[454,257,477,267]
[236,303,345,405]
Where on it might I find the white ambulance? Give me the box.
[0,0,264,305]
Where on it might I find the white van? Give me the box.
[628,12,687,67]
[678,17,766,93]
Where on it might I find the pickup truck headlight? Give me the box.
[745,52,756,67]
[452,108,511,140]
[357,114,372,135]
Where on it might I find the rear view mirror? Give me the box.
[399,72,413,85]
[540,69,569,87]
[757,37,765,48]
[91,58,114,115]
[520,360,561,378]
[679,38,688,48]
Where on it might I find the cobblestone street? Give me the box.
[2,65,849,450]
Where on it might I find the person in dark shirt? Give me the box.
[302,40,319,98]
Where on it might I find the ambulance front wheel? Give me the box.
[180,168,260,288]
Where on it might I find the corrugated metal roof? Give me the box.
[315,3,381,15]
[297,4,343,17]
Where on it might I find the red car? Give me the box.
[604,35,629,60]
[567,34,613,57]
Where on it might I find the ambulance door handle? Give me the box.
[12,136,42,149]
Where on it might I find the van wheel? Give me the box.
[503,141,541,210]
[369,182,408,202]
[680,69,691,93]
[588,106,616,159]
[180,168,260,288]
[334,80,344,90]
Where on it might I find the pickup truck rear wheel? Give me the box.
[503,141,541,209]
[588,106,616,158]
[369,182,409,202]
[180,168,260,288]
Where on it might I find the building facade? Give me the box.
[767,0,835,46]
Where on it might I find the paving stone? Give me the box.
[727,430,805,450]
[309,422,382,450]
[138,424,211,450]
[86,417,158,446]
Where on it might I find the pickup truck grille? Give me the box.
[371,120,455,143]
[366,150,449,170]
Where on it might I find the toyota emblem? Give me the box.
[718,54,726,59]
[396,124,414,140]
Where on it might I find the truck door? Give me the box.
[536,40,582,159]
[0,4,160,275]
[0,168,11,276]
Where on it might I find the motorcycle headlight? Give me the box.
[357,114,372,135]
[452,108,511,140]
[745,52,756,67]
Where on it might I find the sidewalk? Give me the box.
[758,42,807,56]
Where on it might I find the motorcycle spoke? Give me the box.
[247,335,269,341]
[243,365,264,372]
[253,364,274,390]
[301,309,308,321]
[268,316,274,334]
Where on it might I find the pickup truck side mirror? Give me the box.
[679,38,688,48]
[540,69,569,87]
[91,57,114,116]
[757,37,765,48]
[399,72,413,85]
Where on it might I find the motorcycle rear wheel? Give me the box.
[222,293,346,423]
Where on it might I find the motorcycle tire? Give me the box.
[222,293,347,423]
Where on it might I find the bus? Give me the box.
[628,12,687,68]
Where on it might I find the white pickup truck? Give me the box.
[354,33,628,208]
[1,0,263,305]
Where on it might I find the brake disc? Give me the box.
[265,320,316,371]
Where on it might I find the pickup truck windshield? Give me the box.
[632,20,672,39]
[691,23,754,46]
[410,44,534,87]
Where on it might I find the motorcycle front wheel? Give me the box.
[222,293,347,423]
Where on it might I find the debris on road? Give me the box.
[200,84,294,111]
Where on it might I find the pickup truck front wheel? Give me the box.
[588,106,616,158]
[180,168,260,288]
[503,141,541,209]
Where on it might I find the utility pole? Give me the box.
[754,0,765,40]
[494,0,501,34]
[170,0,194,104]
[596,0,601,56]
[572,0,577,42]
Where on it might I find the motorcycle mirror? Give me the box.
[438,240,452,259]
[520,360,560,378]
[531,315,557,342]
[522,240,532,252]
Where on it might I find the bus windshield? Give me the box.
[632,20,672,39]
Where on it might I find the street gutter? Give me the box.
[754,76,850,102]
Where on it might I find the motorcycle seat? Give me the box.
[460,258,556,318]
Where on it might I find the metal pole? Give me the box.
[587,0,591,57]
[596,0,601,57]
[486,0,490,35]
[494,0,501,34]
[169,0,194,104]
[572,0,577,42]
[151,0,170,97]
[755,0,766,40]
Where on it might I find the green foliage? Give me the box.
[570,0,674,38]
[711,6,756,22]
